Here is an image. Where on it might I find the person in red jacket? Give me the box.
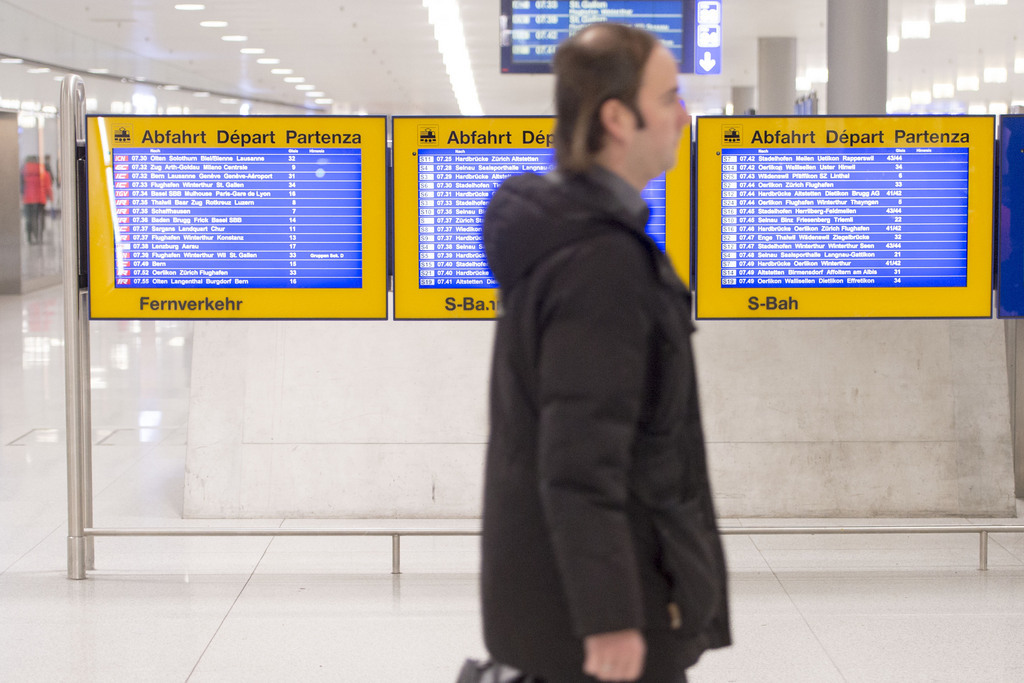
[21,155,53,244]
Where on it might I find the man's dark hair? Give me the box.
[552,23,659,174]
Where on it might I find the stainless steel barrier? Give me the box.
[718,525,1024,571]
[85,527,482,575]
[83,523,1024,574]
[61,78,1023,581]
[61,74,92,580]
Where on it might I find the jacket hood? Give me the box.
[483,171,650,291]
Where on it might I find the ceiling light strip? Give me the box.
[423,0,483,116]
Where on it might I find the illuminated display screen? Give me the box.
[110,147,363,289]
[500,0,685,73]
[998,115,1024,317]
[694,116,994,319]
[392,117,690,319]
[415,147,666,290]
[87,116,387,320]
[719,145,968,289]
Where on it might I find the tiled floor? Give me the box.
[2,285,1023,682]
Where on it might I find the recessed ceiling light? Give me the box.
[271,68,293,75]
[1,58,25,64]
[889,96,911,111]
[305,91,325,97]
[161,84,181,91]
[193,91,211,98]
[935,2,967,23]
[283,76,304,83]
[219,98,239,104]
[26,67,51,74]
[174,4,206,10]
[257,58,280,65]
[87,67,110,74]
[240,48,265,54]
[221,35,248,42]
[296,84,316,90]
[200,20,227,28]
[933,83,955,98]
[314,98,333,105]
[984,67,1007,83]
[901,20,931,39]
[805,67,828,83]
[957,75,980,91]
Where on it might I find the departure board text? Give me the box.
[416,147,667,288]
[718,147,969,289]
[112,147,362,289]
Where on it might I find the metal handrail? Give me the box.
[61,74,90,580]
[83,523,1024,574]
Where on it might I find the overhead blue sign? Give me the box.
[682,0,722,75]
[998,115,1024,316]
[500,1,713,75]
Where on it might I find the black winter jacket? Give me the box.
[480,169,731,683]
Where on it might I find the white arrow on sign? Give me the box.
[699,51,717,72]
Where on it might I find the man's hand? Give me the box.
[582,629,646,681]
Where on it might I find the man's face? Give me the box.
[630,45,690,182]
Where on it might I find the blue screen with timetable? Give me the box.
[501,0,684,74]
[111,147,362,289]
[719,147,969,289]
[416,147,667,288]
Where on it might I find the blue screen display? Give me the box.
[998,116,1024,317]
[501,0,684,73]
[719,146,969,289]
[111,147,363,289]
[416,147,667,289]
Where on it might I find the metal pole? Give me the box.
[80,290,94,570]
[61,75,87,579]
[980,531,989,571]
[392,535,401,574]
[1015,320,1024,497]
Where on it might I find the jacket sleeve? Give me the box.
[534,233,653,638]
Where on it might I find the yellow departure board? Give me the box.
[694,115,994,319]
[392,116,691,319]
[87,116,387,319]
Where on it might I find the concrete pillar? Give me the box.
[731,86,755,115]
[826,0,888,114]
[757,37,797,115]
[0,112,23,294]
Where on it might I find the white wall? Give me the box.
[697,318,1015,517]
[184,319,492,518]
[184,316,1016,518]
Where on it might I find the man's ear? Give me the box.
[598,97,636,146]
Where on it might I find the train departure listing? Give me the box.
[111,147,363,289]
[416,147,667,288]
[718,147,969,289]
[505,1,683,67]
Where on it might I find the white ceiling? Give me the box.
[1,0,1023,117]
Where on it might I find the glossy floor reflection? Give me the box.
[2,285,1023,682]
[16,210,64,290]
